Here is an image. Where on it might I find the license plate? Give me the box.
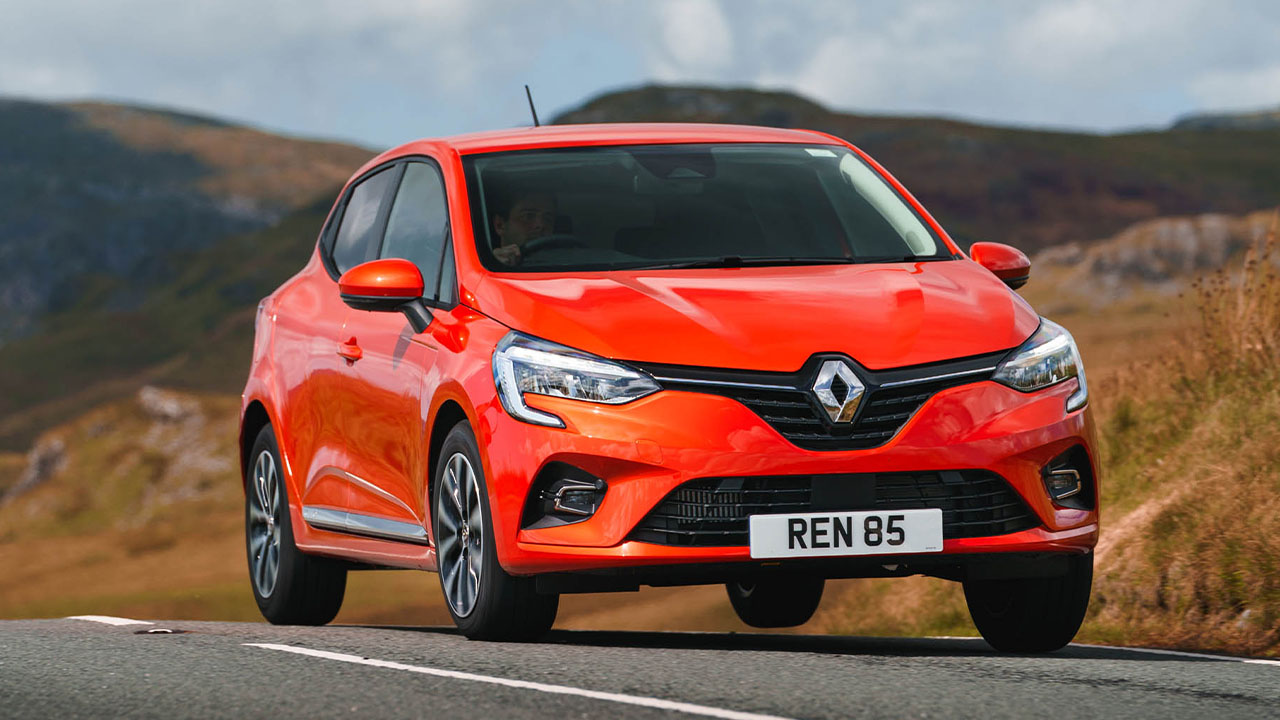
[749,509,943,559]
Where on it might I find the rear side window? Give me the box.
[381,162,450,300]
[332,168,396,273]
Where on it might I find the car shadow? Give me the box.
[363,625,1231,663]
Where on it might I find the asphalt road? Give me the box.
[2,617,1278,719]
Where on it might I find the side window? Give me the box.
[381,162,450,300]
[332,167,396,273]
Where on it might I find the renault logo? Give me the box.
[812,360,865,423]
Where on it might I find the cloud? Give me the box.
[0,63,96,98]
[760,3,980,111]
[741,0,1280,130]
[1007,0,1127,75]
[0,0,1278,146]
[650,0,734,78]
[1189,63,1280,112]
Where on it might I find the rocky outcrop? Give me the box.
[137,386,201,423]
[2,436,67,504]
[0,388,236,523]
[1033,208,1278,307]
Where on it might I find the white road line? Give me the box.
[926,636,1280,667]
[246,643,795,720]
[1079,643,1280,667]
[66,615,154,626]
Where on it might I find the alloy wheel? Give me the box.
[437,451,484,618]
[248,449,283,598]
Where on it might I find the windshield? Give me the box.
[463,143,952,272]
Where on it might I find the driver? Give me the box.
[491,189,557,266]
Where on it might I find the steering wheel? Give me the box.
[519,233,589,257]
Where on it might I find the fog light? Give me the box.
[1041,445,1096,510]
[1045,468,1082,500]
[521,462,608,529]
[547,477,605,516]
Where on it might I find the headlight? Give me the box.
[492,332,661,427]
[993,318,1088,412]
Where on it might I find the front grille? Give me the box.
[633,351,1007,451]
[628,471,1039,547]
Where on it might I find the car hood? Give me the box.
[470,260,1038,371]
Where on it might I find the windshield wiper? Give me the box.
[626,254,952,270]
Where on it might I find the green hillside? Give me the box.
[555,85,1280,253]
[0,96,371,450]
[0,98,369,345]
[0,199,331,450]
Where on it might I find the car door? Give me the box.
[287,271,356,516]
[303,165,401,523]
[341,159,453,537]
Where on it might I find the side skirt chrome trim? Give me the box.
[301,506,349,533]
[302,506,431,546]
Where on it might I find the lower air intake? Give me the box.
[628,471,1038,547]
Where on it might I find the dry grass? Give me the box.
[807,577,972,638]
[1083,210,1280,656]
[1184,210,1280,376]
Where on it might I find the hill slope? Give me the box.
[0,198,330,450]
[555,85,1280,253]
[0,98,371,345]
[0,97,371,450]
[0,386,740,629]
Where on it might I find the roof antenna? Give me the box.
[524,84,541,127]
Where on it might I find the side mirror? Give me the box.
[339,258,432,331]
[969,242,1030,290]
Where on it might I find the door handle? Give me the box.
[337,337,363,364]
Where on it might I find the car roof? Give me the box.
[399,123,839,156]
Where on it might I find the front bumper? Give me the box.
[475,377,1098,576]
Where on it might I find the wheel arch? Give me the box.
[240,397,292,495]
[241,402,271,486]
[426,398,470,516]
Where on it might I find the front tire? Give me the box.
[433,421,558,641]
[246,424,347,625]
[727,577,825,628]
[963,552,1093,653]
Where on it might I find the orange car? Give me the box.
[239,124,1097,651]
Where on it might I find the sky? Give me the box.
[2,0,1279,149]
